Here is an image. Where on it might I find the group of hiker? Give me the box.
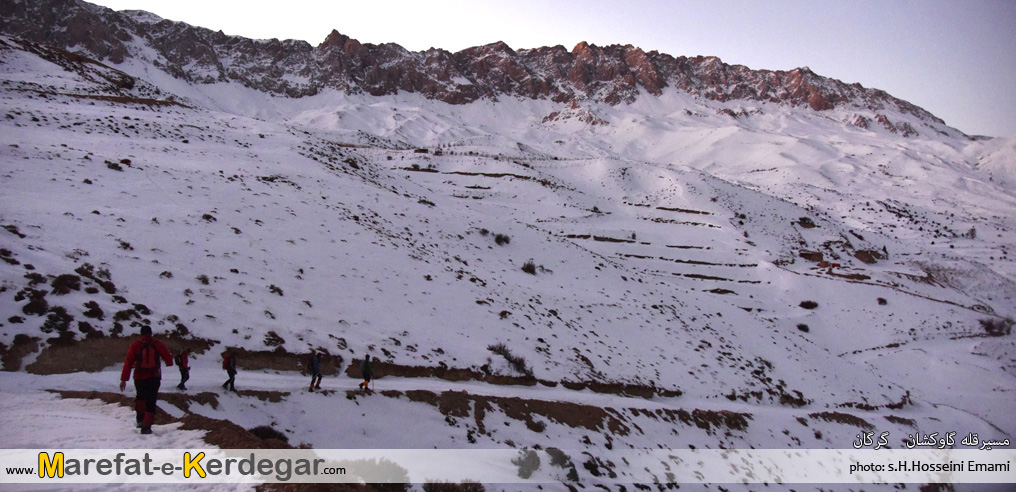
[119,326,373,435]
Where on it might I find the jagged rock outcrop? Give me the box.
[0,0,946,129]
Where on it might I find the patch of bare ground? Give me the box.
[369,389,751,439]
[0,334,40,371]
[235,389,290,403]
[655,206,712,215]
[225,347,343,376]
[443,171,565,191]
[808,411,874,430]
[25,334,216,375]
[630,408,752,435]
[344,360,681,399]
[826,269,871,281]
[838,391,911,411]
[371,389,631,437]
[854,249,887,265]
[885,415,917,427]
[52,390,291,449]
[42,91,189,108]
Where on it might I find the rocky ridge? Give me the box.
[1,0,951,136]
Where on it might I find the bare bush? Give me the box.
[980,317,1013,337]
[487,343,533,377]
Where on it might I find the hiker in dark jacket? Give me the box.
[308,351,322,391]
[222,350,237,392]
[119,326,173,434]
[175,348,190,390]
[358,354,373,391]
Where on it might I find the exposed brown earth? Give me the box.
[52,389,292,448]
[25,334,217,375]
[0,334,39,371]
[359,388,751,439]
[344,359,681,399]
[21,335,342,376]
[808,411,874,430]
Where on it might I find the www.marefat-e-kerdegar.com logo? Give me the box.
[2,449,347,484]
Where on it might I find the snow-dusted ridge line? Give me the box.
[0,0,969,141]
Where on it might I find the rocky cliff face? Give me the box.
[1,0,944,128]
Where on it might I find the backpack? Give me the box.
[136,341,158,370]
[222,352,232,370]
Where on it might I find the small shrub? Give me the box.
[42,306,74,333]
[522,260,537,275]
[196,274,210,285]
[264,330,285,347]
[423,481,485,492]
[494,233,510,246]
[511,449,540,479]
[202,213,217,223]
[159,271,173,279]
[51,274,81,294]
[82,301,104,319]
[98,279,117,294]
[877,297,887,306]
[114,309,139,322]
[24,272,46,286]
[527,419,547,433]
[799,300,819,309]
[248,425,288,443]
[487,343,533,377]
[23,296,49,316]
[269,284,284,296]
[980,318,1014,337]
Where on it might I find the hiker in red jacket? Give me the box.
[119,326,173,434]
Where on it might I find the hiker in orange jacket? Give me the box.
[119,326,173,434]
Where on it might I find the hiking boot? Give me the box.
[140,427,152,435]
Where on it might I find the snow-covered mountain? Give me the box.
[1,1,1014,490]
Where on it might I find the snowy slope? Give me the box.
[1,32,1015,490]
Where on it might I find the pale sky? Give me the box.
[87,0,1016,137]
